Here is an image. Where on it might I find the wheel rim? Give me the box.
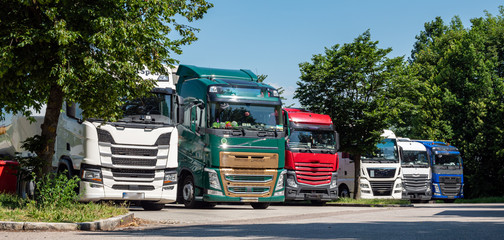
[183,182,194,201]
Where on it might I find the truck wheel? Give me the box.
[339,186,350,198]
[250,202,270,209]
[141,201,165,211]
[182,175,199,208]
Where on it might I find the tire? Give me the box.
[141,201,165,211]
[339,185,350,198]
[251,202,270,209]
[182,175,200,208]
[17,175,35,199]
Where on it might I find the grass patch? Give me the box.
[330,197,410,205]
[454,197,504,203]
[0,193,129,223]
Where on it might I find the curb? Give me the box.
[0,213,134,231]
[328,203,414,207]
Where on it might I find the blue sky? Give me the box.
[175,0,503,107]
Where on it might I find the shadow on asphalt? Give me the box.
[77,221,504,239]
[414,204,504,209]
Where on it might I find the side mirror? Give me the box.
[66,102,76,119]
[177,95,184,124]
[334,131,340,151]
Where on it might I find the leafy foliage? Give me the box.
[0,0,213,121]
[0,0,212,174]
[397,7,504,197]
[295,30,405,155]
[32,171,80,208]
[294,30,407,198]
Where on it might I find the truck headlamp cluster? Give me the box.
[276,170,287,190]
[163,170,177,185]
[360,183,370,189]
[82,168,102,184]
[205,168,221,190]
[209,86,219,93]
[434,184,441,193]
[330,179,337,189]
[286,175,297,188]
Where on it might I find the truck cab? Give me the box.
[359,130,403,199]
[175,65,286,209]
[283,108,339,203]
[1,68,181,210]
[397,138,432,201]
[416,140,464,202]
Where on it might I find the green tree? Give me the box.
[406,8,504,197]
[0,0,213,175]
[294,30,406,199]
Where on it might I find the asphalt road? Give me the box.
[2,203,504,239]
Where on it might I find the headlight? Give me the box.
[205,168,221,190]
[330,179,337,188]
[360,183,370,189]
[434,184,440,193]
[276,170,286,190]
[163,170,177,185]
[395,182,402,189]
[286,175,298,188]
[81,168,102,183]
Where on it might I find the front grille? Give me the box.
[224,174,273,183]
[295,171,332,185]
[228,186,270,194]
[112,185,155,191]
[112,157,157,167]
[439,176,462,196]
[111,169,155,179]
[403,175,430,192]
[440,176,461,184]
[367,168,396,178]
[111,147,158,156]
[370,181,394,196]
[294,162,333,185]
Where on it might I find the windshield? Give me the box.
[401,151,429,167]
[361,139,399,163]
[434,154,462,166]
[288,130,335,149]
[121,93,173,124]
[209,102,282,131]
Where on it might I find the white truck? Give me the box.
[359,130,403,199]
[337,130,403,199]
[397,138,432,201]
[0,69,180,210]
[336,152,354,198]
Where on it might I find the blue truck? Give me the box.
[415,141,463,202]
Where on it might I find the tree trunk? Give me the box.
[353,154,361,199]
[36,83,64,177]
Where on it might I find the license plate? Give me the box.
[307,194,321,200]
[122,192,145,199]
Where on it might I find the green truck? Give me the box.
[175,65,286,209]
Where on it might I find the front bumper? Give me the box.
[284,171,338,201]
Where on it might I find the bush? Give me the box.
[32,171,80,208]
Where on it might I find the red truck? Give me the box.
[283,108,339,203]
